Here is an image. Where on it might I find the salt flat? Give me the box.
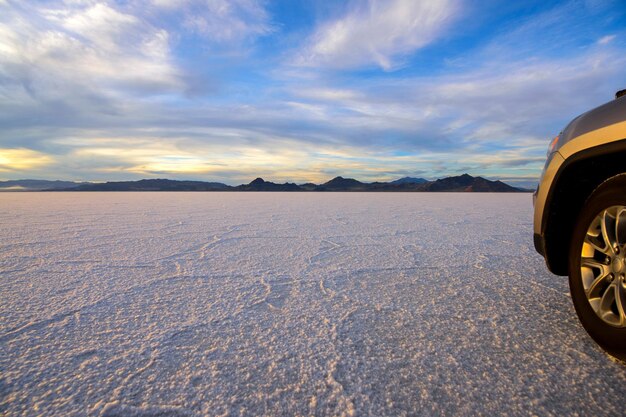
[1,192,624,416]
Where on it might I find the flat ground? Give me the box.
[1,193,624,416]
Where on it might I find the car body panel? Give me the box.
[533,96,626,269]
[558,97,626,149]
[534,119,626,236]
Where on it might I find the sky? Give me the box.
[0,0,625,187]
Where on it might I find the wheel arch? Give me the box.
[543,139,626,275]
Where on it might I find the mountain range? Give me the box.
[0,174,529,192]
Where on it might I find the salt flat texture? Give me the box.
[1,192,624,416]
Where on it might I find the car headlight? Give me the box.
[547,134,560,156]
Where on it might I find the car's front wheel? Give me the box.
[569,174,626,360]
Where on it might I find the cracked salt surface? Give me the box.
[1,192,624,416]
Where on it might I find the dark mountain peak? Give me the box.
[390,177,428,185]
[434,173,475,186]
[424,174,520,192]
[136,178,166,185]
[317,176,366,191]
[324,176,362,186]
[454,173,475,183]
[299,182,318,191]
[238,178,301,191]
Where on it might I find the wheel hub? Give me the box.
[580,206,626,327]
[611,256,624,274]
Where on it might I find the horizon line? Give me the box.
[0,173,539,188]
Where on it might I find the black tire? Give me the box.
[569,174,626,360]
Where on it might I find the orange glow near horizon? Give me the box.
[0,148,54,172]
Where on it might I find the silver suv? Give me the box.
[534,89,626,359]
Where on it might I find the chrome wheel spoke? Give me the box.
[601,209,617,253]
[598,282,617,322]
[583,236,610,255]
[585,269,610,299]
[617,208,626,246]
[581,257,606,270]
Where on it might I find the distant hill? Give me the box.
[71,179,230,191]
[2,174,528,192]
[309,174,521,192]
[390,177,428,185]
[419,174,520,192]
[299,182,318,191]
[316,176,369,191]
[0,179,86,191]
[235,178,301,191]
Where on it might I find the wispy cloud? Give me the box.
[294,0,459,70]
[598,34,616,45]
[186,0,273,42]
[1,2,181,92]
[285,47,625,149]
[0,0,183,137]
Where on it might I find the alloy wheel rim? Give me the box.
[580,205,626,327]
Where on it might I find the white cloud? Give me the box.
[279,46,626,163]
[0,1,182,101]
[598,34,616,45]
[294,88,362,102]
[296,0,459,70]
[151,0,273,42]
[151,0,187,8]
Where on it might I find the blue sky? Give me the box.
[0,0,624,187]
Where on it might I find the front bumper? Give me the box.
[533,233,545,256]
[533,152,564,238]
[532,189,544,255]
[533,152,564,261]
